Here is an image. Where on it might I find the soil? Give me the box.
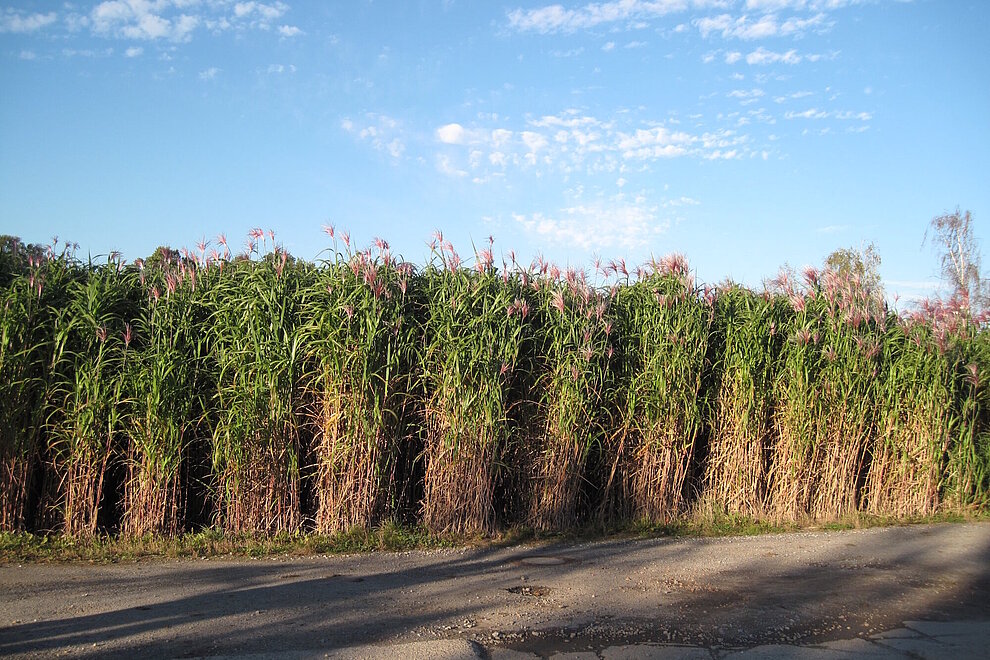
[1,522,988,658]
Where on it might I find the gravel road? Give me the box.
[1,523,987,658]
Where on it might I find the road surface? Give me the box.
[1,523,987,658]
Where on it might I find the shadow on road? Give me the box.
[1,524,988,658]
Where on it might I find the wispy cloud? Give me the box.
[728,88,765,99]
[266,63,297,74]
[91,1,200,42]
[427,109,756,183]
[436,154,468,178]
[695,12,828,40]
[199,67,221,81]
[744,46,818,65]
[506,0,699,34]
[512,198,668,251]
[509,0,848,36]
[8,1,298,44]
[234,2,289,22]
[773,90,814,103]
[744,1,865,10]
[0,8,57,34]
[785,108,871,120]
[342,113,406,160]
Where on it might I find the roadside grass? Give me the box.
[3,510,986,564]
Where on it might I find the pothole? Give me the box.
[515,555,577,566]
[507,585,552,597]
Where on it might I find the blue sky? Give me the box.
[1,1,987,303]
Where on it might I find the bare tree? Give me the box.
[925,208,987,312]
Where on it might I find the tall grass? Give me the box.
[122,255,205,536]
[0,240,76,530]
[0,229,987,538]
[939,303,990,508]
[704,285,788,517]
[527,264,616,530]
[612,256,712,523]
[49,255,138,536]
[302,232,419,533]
[206,233,309,533]
[418,237,528,534]
[769,266,886,520]
[863,318,954,516]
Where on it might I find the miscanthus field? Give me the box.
[2,228,988,539]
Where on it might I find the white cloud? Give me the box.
[267,63,296,74]
[728,88,764,99]
[234,2,289,21]
[417,110,758,184]
[521,131,549,152]
[617,126,694,159]
[785,108,827,119]
[507,0,702,34]
[79,1,294,43]
[437,123,467,144]
[695,14,732,38]
[491,128,514,147]
[746,47,802,65]
[19,49,37,60]
[63,47,115,58]
[602,41,615,51]
[125,46,144,57]
[91,2,200,42]
[199,66,220,80]
[512,200,668,251]
[385,139,404,159]
[64,12,91,32]
[724,51,742,64]
[530,112,602,129]
[834,110,872,120]
[0,9,57,33]
[437,154,468,177]
[663,196,701,207]
[704,149,739,160]
[696,12,827,40]
[773,90,814,102]
[346,113,407,160]
[785,108,871,120]
[745,0,861,9]
[745,0,798,8]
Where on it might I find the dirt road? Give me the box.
[1,523,988,658]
